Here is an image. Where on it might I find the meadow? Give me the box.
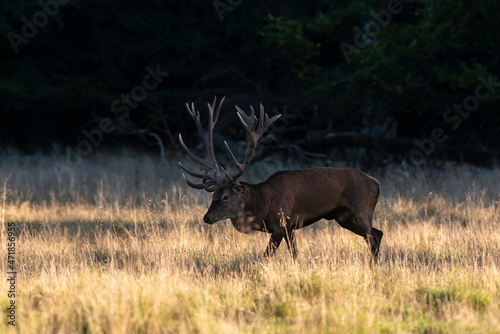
[1,151,499,333]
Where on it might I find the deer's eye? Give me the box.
[222,194,229,202]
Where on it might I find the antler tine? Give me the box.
[205,97,221,181]
[235,105,257,130]
[178,97,227,192]
[178,161,211,179]
[224,140,245,174]
[207,97,215,131]
[259,103,265,132]
[181,173,205,189]
[256,103,280,134]
[185,102,194,118]
[225,104,281,181]
[180,174,219,191]
[178,134,212,171]
[214,96,225,124]
[185,102,206,140]
[220,166,234,182]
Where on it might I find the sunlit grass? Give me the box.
[0,152,499,333]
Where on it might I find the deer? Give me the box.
[178,97,383,262]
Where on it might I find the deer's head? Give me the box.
[202,182,244,223]
[178,97,280,224]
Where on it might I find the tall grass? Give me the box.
[1,151,499,333]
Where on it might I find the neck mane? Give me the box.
[230,182,269,233]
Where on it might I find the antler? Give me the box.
[178,96,224,192]
[223,104,281,181]
[179,97,281,191]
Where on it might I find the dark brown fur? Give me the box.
[203,167,383,262]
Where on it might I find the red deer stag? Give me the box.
[179,97,383,262]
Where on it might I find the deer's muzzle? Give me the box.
[203,214,215,224]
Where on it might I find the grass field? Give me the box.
[1,152,499,333]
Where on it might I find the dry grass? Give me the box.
[1,151,499,333]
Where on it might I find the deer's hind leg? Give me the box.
[357,211,383,263]
[355,213,383,264]
[368,227,383,262]
[334,208,383,263]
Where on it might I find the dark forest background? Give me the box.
[1,0,499,166]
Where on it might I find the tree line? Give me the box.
[1,0,499,165]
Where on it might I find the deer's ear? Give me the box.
[233,184,245,193]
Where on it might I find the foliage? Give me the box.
[1,0,499,150]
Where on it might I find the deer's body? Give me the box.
[179,97,384,262]
[230,167,379,232]
[205,167,383,259]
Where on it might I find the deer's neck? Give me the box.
[231,182,271,233]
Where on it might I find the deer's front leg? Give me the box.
[264,231,283,257]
